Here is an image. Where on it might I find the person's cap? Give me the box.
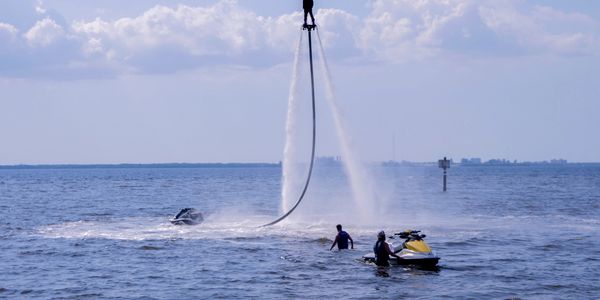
[378,230,386,238]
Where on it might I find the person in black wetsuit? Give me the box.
[373,230,400,266]
[330,224,354,250]
[303,0,315,27]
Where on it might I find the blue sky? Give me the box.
[1,0,599,164]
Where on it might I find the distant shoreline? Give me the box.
[1,161,599,170]
[0,163,281,170]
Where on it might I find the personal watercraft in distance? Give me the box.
[363,230,440,267]
[170,208,204,225]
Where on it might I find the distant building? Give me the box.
[485,159,513,165]
[461,158,482,165]
[550,159,568,164]
[382,160,400,167]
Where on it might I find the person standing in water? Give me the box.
[374,230,400,266]
[330,224,354,250]
[303,0,316,27]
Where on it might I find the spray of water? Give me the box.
[281,31,305,214]
[315,30,379,223]
[278,28,382,225]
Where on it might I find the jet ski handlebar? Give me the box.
[392,230,427,240]
[394,230,420,235]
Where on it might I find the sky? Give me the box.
[1,0,600,164]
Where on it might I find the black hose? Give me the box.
[261,26,317,227]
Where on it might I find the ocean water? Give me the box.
[1,164,599,299]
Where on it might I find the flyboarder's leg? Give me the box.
[304,10,309,26]
[309,11,315,25]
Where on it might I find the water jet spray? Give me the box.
[262,24,318,227]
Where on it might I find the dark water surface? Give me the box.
[1,165,599,299]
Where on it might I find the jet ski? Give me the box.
[170,208,204,225]
[363,230,440,267]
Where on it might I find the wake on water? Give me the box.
[37,209,585,243]
[34,214,368,241]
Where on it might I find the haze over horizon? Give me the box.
[2,0,600,164]
[0,157,593,167]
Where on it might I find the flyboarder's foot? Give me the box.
[302,23,316,30]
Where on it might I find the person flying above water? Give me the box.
[373,230,401,267]
[330,224,354,251]
[303,0,316,27]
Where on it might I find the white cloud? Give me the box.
[70,3,363,63]
[82,37,104,56]
[24,17,65,47]
[35,0,47,15]
[357,0,472,61]
[479,2,600,55]
[1,0,600,78]
[357,0,600,60]
[0,22,18,43]
[68,3,364,71]
[262,12,302,52]
[314,9,360,51]
[73,2,271,60]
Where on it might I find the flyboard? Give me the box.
[262,24,318,227]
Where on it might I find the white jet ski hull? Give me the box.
[363,249,440,267]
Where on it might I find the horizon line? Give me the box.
[1,160,600,170]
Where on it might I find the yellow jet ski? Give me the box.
[363,230,440,267]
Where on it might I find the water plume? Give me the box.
[281,31,306,215]
[278,28,382,226]
[315,30,379,223]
